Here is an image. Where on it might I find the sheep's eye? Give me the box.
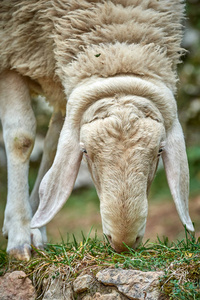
[158,148,163,157]
[82,149,87,154]
[80,143,88,155]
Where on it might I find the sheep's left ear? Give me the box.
[162,118,194,232]
[31,119,82,228]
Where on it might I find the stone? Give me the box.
[43,278,73,300]
[96,268,164,300]
[94,291,123,299]
[0,271,36,300]
[73,274,95,293]
[63,283,74,299]
[83,291,123,300]
[82,296,93,300]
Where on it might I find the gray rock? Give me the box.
[43,278,73,300]
[73,274,95,293]
[0,271,36,300]
[83,291,123,300]
[96,269,164,300]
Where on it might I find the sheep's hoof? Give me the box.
[8,244,32,261]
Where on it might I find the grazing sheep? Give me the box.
[0,0,194,260]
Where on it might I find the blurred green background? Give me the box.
[0,0,199,249]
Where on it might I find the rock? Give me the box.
[0,271,36,300]
[63,283,74,299]
[83,291,123,300]
[73,274,95,293]
[82,296,93,300]
[96,269,164,300]
[43,278,73,300]
[93,291,123,299]
[0,268,165,299]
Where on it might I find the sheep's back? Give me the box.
[53,0,185,93]
[0,0,185,98]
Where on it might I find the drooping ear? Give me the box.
[162,118,194,232]
[31,119,82,228]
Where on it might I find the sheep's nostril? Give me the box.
[132,236,142,249]
[135,236,140,243]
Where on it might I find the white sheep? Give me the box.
[0,0,194,260]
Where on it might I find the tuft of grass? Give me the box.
[0,249,8,275]
[0,228,199,299]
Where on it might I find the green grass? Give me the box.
[0,228,199,299]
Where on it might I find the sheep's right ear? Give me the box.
[31,120,82,228]
[162,118,194,232]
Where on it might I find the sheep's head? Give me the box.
[31,92,194,252]
[79,100,166,251]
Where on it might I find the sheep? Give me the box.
[0,0,194,260]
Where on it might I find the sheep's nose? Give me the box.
[106,234,143,253]
[105,235,130,253]
[106,234,125,252]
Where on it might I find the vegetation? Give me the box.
[0,228,199,299]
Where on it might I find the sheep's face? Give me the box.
[80,112,165,252]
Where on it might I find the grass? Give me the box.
[0,228,199,299]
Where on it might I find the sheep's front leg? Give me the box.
[30,111,64,243]
[0,71,42,260]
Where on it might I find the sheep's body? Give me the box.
[0,0,184,106]
[0,0,194,259]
